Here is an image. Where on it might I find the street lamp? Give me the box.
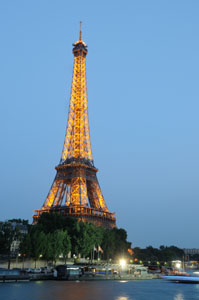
[175,262,181,269]
[119,259,126,269]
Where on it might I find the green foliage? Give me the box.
[31,230,47,260]
[62,230,71,261]
[133,245,185,264]
[1,214,186,265]
[101,229,116,259]
[73,222,98,256]
[42,229,71,262]
[48,230,70,262]
[19,216,72,263]
[34,213,106,257]
[18,213,131,262]
[36,213,69,233]
[8,219,29,225]
[19,234,32,257]
[101,228,131,260]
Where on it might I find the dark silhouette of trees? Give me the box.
[19,213,131,262]
[133,245,184,265]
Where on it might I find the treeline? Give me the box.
[7,213,131,263]
[1,215,188,266]
[133,245,185,264]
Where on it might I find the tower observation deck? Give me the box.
[33,28,116,228]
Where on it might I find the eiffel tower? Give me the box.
[33,26,116,228]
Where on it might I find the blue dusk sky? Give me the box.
[0,1,199,248]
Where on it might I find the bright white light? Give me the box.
[119,259,126,268]
[175,263,181,269]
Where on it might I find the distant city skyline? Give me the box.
[0,0,199,248]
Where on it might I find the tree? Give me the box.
[101,227,131,260]
[113,228,131,258]
[31,230,47,268]
[36,212,72,233]
[132,245,185,265]
[62,230,71,263]
[101,229,116,260]
[8,219,29,225]
[47,230,70,263]
[26,213,132,262]
[0,222,22,268]
[0,222,21,254]
[20,234,32,257]
[73,222,95,257]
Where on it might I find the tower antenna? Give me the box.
[79,21,82,41]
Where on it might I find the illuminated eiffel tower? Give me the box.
[33,25,116,228]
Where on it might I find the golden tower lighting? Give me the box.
[33,26,116,228]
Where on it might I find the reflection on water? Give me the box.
[1,280,199,300]
[174,293,184,300]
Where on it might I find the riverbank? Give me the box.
[0,270,158,283]
[0,274,156,283]
[0,261,163,283]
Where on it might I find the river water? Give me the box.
[1,280,199,300]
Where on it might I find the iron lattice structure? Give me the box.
[33,29,116,228]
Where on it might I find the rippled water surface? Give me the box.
[1,280,199,300]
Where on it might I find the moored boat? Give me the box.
[163,275,199,283]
